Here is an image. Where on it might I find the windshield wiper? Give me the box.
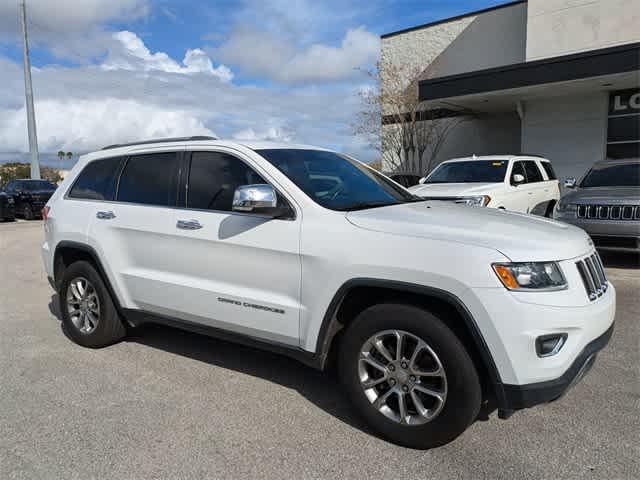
[335,201,397,211]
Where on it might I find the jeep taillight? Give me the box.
[42,205,50,221]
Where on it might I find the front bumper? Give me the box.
[501,322,613,410]
[554,212,640,252]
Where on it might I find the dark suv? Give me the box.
[5,179,57,220]
[0,190,16,221]
[554,158,640,253]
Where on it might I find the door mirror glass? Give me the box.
[512,173,525,185]
[564,177,577,188]
[232,184,281,216]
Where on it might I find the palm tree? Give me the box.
[66,152,73,161]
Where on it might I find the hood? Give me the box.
[346,202,592,262]
[563,186,640,204]
[408,182,499,198]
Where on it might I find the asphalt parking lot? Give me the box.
[1,220,638,479]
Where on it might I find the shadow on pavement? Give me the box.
[599,251,640,269]
[48,293,374,437]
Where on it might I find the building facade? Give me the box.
[381,0,640,184]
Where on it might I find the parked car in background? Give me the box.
[554,158,640,253]
[387,173,421,188]
[0,190,16,221]
[5,179,57,220]
[409,155,560,216]
[42,137,614,449]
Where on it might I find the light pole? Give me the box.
[20,0,40,179]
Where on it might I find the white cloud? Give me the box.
[233,126,295,142]
[0,0,149,34]
[102,31,233,82]
[213,26,379,84]
[0,98,215,153]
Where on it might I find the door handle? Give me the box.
[96,211,116,220]
[177,219,203,230]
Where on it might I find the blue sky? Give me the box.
[0,0,507,167]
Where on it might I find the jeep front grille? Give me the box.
[576,204,640,220]
[575,252,608,301]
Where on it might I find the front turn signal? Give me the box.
[493,265,519,289]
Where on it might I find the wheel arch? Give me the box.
[316,278,507,408]
[53,241,125,316]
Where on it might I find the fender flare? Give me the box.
[314,278,507,408]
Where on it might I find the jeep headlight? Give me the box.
[455,195,491,207]
[492,262,567,291]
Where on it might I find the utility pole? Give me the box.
[20,0,40,179]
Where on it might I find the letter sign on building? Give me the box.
[607,89,640,160]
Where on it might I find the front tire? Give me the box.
[339,303,481,449]
[58,261,126,348]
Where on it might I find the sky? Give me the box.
[0,0,506,168]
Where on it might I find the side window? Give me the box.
[540,162,557,180]
[523,161,543,183]
[511,161,526,184]
[187,151,266,212]
[68,157,122,200]
[5,181,14,193]
[117,153,180,206]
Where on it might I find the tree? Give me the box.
[353,60,472,175]
[0,163,63,187]
[66,152,73,161]
[57,150,65,161]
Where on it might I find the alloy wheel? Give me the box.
[358,329,447,425]
[66,277,100,334]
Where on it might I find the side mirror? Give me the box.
[512,173,525,185]
[564,178,577,189]
[232,184,287,217]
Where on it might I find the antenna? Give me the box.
[20,0,40,179]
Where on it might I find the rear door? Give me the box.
[86,150,184,313]
[165,148,302,346]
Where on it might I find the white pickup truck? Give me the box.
[409,155,561,216]
[42,138,614,449]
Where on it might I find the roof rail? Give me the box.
[517,153,547,159]
[101,136,218,150]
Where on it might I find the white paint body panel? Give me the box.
[43,140,614,388]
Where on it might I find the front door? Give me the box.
[165,149,302,346]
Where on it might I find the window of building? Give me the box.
[69,157,122,201]
[117,153,180,206]
[607,89,640,160]
[187,151,266,212]
[523,161,543,183]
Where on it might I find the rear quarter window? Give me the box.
[540,162,557,180]
[68,157,123,201]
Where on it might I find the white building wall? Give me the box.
[521,92,608,185]
[381,2,527,84]
[526,0,640,61]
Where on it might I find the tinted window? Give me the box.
[187,152,266,212]
[117,153,179,206]
[425,160,508,183]
[257,149,415,211]
[69,157,122,200]
[540,162,557,180]
[5,181,15,192]
[21,180,56,191]
[523,161,543,183]
[581,163,640,187]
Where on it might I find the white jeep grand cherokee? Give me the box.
[42,137,615,449]
[409,155,561,216]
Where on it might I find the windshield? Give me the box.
[22,180,56,191]
[256,149,417,211]
[425,160,508,183]
[580,163,640,187]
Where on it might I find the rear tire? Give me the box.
[339,303,481,449]
[23,205,34,220]
[58,261,126,348]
